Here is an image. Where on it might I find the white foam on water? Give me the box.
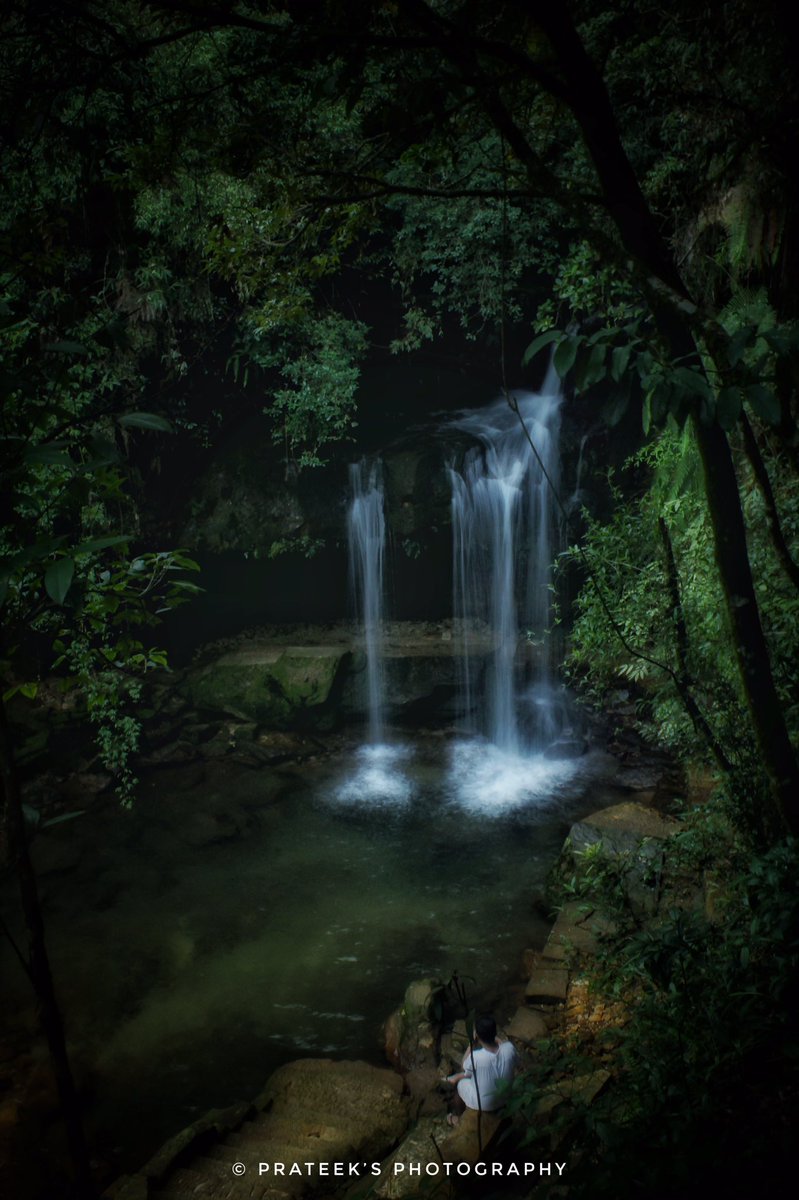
[446,738,579,814]
[331,743,414,807]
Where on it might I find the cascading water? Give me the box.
[348,460,386,744]
[448,371,572,805]
[339,379,583,814]
[340,460,412,805]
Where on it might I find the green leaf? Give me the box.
[45,340,88,355]
[603,388,629,427]
[45,557,75,605]
[118,412,174,433]
[642,389,653,435]
[42,811,86,829]
[171,553,201,571]
[553,335,580,378]
[726,324,756,367]
[746,384,780,424]
[22,803,42,829]
[651,383,672,426]
[716,386,742,431]
[672,366,712,399]
[522,329,561,368]
[575,342,607,391]
[611,343,633,383]
[20,681,38,699]
[761,326,798,356]
[24,441,73,467]
[72,535,131,555]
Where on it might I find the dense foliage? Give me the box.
[1,2,798,1195]
[508,822,799,1198]
[564,416,799,833]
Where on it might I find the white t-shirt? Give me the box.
[457,1040,517,1111]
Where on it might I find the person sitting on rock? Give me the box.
[444,1015,518,1126]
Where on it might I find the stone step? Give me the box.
[525,955,569,1004]
[544,905,607,962]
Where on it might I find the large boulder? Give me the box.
[567,801,680,857]
[113,1061,410,1200]
[253,1058,410,1164]
[184,646,349,728]
[384,978,445,1073]
[560,801,681,917]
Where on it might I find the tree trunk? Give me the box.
[530,3,799,834]
[0,697,96,1198]
[690,418,799,831]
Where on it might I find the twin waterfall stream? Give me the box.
[344,379,579,812]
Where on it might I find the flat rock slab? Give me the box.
[543,904,615,962]
[439,1106,505,1165]
[506,1007,548,1043]
[568,802,680,857]
[525,956,569,1004]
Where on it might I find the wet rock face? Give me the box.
[382,441,453,542]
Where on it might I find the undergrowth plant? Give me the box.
[507,819,799,1197]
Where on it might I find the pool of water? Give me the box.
[0,731,619,1176]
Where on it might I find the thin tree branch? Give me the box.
[740,410,799,592]
[658,516,733,772]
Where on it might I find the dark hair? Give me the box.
[475,1015,497,1043]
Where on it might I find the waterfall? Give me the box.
[348,459,386,743]
[449,378,563,751]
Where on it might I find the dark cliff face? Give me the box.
[156,347,646,658]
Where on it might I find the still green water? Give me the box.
[1,733,618,1175]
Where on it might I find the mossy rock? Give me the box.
[184,646,349,728]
